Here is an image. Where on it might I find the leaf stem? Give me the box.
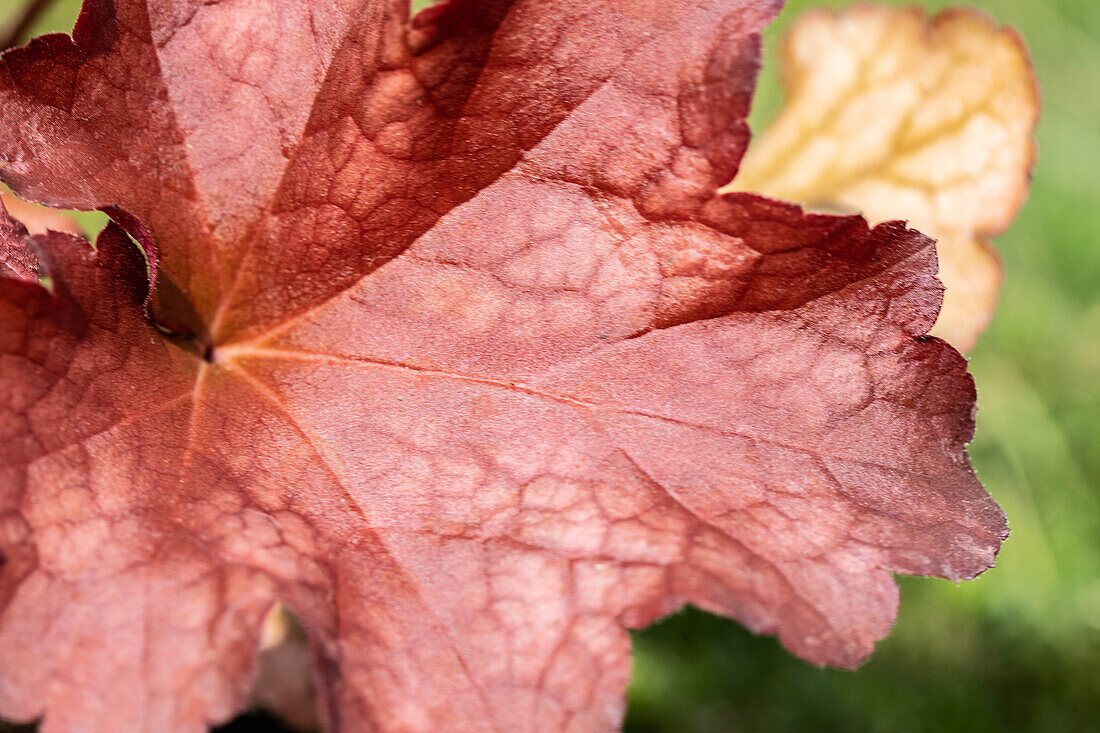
[0,0,58,51]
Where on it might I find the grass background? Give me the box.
[3,0,1098,731]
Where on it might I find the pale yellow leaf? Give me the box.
[729,4,1039,350]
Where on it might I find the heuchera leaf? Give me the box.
[731,6,1040,351]
[0,200,38,281]
[0,1,1008,731]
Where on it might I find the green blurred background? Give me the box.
[3,0,1098,731]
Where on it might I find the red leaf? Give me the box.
[0,202,38,281]
[0,1,1007,731]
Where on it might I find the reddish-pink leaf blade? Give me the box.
[0,200,37,281]
[0,223,274,731]
[0,0,400,334]
[0,0,781,341]
[0,1,1011,731]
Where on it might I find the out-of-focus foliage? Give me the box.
[2,1,1097,731]
[731,5,1039,352]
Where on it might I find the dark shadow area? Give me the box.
[1,709,304,733]
[212,711,304,733]
[0,721,34,733]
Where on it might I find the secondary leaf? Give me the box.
[731,5,1039,350]
[0,199,38,281]
[251,606,317,732]
[0,1,1009,731]
[1,189,84,239]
